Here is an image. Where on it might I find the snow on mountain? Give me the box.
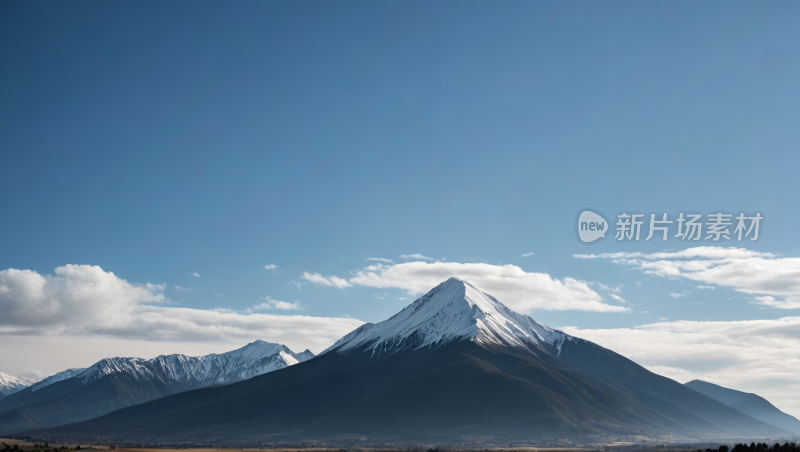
[31,340,314,391]
[323,277,572,356]
[293,349,316,362]
[0,372,35,396]
[30,368,87,391]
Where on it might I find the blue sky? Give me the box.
[2,0,800,415]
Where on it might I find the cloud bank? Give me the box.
[348,261,629,313]
[575,246,800,307]
[0,265,362,353]
[249,297,306,311]
[400,254,434,261]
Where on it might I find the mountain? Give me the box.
[29,368,88,392]
[685,380,800,435]
[321,276,565,356]
[0,341,313,434]
[0,373,35,399]
[21,278,790,443]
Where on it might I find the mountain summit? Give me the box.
[21,279,791,443]
[325,277,566,356]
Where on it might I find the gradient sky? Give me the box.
[2,1,800,416]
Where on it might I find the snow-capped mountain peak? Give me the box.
[323,277,569,356]
[30,340,315,392]
[0,371,36,396]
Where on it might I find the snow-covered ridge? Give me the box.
[323,277,573,356]
[30,368,86,391]
[0,372,35,396]
[31,341,314,392]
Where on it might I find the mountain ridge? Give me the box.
[0,340,314,434]
[685,379,800,434]
[0,372,35,398]
[20,278,791,443]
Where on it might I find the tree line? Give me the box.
[731,443,798,452]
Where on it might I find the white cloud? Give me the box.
[0,265,166,329]
[174,285,192,292]
[400,254,434,261]
[750,296,800,310]
[608,294,628,304]
[264,264,281,273]
[670,293,687,298]
[561,316,800,418]
[520,252,535,258]
[593,282,622,294]
[366,258,394,263]
[362,263,390,272]
[574,247,773,262]
[301,271,352,288]
[575,246,800,307]
[95,303,357,347]
[248,297,306,311]
[0,265,361,361]
[696,285,716,290]
[191,272,201,278]
[348,261,630,313]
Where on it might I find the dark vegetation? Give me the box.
[0,440,116,452]
[729,443,798,452]
[2,443,72,452]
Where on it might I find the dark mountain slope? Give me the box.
[0,372,186,434]
[22,341,787,443]
[0,341,313,435]
[19,342,645,442]
[685,380,800,434]
[0,376,88,415]
[556,337,778,435]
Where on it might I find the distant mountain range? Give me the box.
[0,341,314,434]
[19,278,793,443]
[685,379,800,435]
[0,373,35,399]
